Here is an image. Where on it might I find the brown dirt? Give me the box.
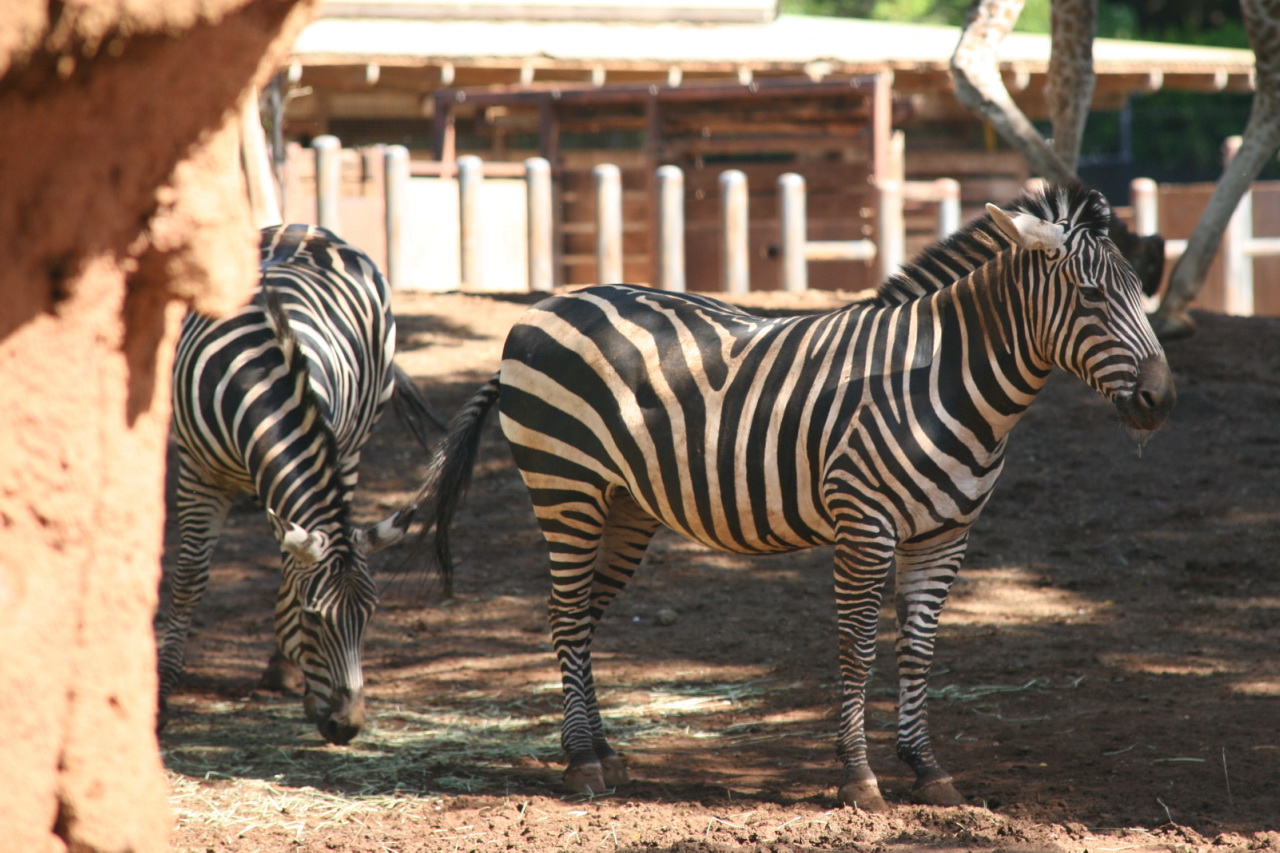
[161,290,1280,852]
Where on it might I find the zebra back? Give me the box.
[172,224,397,533]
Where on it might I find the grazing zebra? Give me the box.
[412,182,1175,809]
[162,224,431,745]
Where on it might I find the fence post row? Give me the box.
[313,141,1280,311]
[314,142,956,295]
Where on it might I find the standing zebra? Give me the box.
[413,183,1174,809]
[163,224,427,745]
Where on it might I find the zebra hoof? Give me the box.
[911,777,965,807]
[563,762,608,796]
[838,779,890,812]
[600,754,629,788]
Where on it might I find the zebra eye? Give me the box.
[1078,282,1105,301]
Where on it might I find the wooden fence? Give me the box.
[270,135,1280,317]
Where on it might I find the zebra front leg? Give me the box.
[831,531,896,812]
[893,534,969,807]
[157,469,233,730]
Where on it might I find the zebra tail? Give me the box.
[407,373,502,596]
[263,287,305,383]
[390,363,449,454]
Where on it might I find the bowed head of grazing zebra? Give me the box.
[409,181,1174,810]
[162,224,429,745]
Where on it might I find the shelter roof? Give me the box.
[292,13,1256,91]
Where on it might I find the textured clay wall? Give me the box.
[0,2,313,851]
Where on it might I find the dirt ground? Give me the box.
[161,289,1279,852]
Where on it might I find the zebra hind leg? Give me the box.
[549,490,660,795]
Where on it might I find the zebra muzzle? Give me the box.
[305,686,366,745]
[1115,355,1176,432]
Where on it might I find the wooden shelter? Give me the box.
[281,2,1258,291]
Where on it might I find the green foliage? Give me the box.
[781,0,1245,43]
[780,0,1257,177]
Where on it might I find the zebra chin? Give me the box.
[304,686,366,745]
[1112,355,1176,433]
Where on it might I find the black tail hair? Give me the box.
[390,363,448,454]
[405,373,503,596]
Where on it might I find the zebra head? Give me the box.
[274,517,380,745]
[271,502,418,744]
[985,185,1175,435]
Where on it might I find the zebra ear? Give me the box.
[354,505,417,555]
[986,203,1066,253]
[278,521,330,564]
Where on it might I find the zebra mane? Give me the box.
[874,181,1112,306]
[262,287,350,539]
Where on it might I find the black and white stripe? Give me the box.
[162,224,425,744]
[413,182,1175,807]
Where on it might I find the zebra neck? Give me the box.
[925,257,1055,431]
[261,472,351,544]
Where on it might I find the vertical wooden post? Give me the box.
[313,134,341,233]
[458,155,484,291]
[1128,176,1166,311]
[1130,177,1159,236]
[383,144,409,290]
[656,165,685,292]
[869,71,893,188]
[594,163,623,284]
[876,131,905,282]
[935,178,961,239]
[877,178,904,282]
[1221,135,1254,316]
[525,157,554,292]
[645,94,665,288]
[720,169,750,293]
[778,172,807,293]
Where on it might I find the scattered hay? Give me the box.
[164,676,817,836]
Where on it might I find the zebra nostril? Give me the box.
[1139,390,1157,411]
